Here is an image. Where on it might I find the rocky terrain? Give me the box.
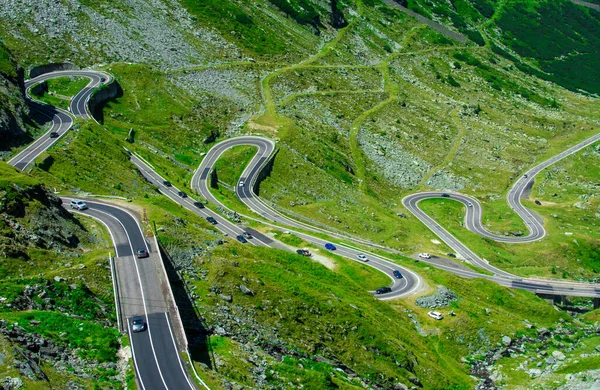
[0,46,29,152]
[471,319,600,389]
[0,168,84,260]
[0,0,599,389]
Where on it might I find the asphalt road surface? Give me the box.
[127,148,420,299]
[8,70,110,170]
[63,198,195,390]
[190,136,424,299]
[8,69,600,306]
[190,136,600,298]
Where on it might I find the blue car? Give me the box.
[393,270,403,279]
[324,243,336,250]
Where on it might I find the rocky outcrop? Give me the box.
[0,48,29,152]
[415,286,458,309]
[0,170,85,259]
[0,320,119,384]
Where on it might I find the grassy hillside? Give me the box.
[404,0,600,95]
[0,0,599,388]
[0,162,127,388]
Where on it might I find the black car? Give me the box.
[193,201,205,209]
[447,253,457,258]
[535,200,542,205]
[136,248,149,258]
[49,131,59,138]
[178,191,187,198]
[206,216,217,224]
[376,286,392,294]
[441,193,450,198]
[393,270,403,279]
[131,316,146,332]
[236,235,247,243]
[296,249,311,257]
[163,180,172,187]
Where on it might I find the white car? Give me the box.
[70,199,88,210]
[239,180,245,187]
[418,253,431,259]
[357,254,368,262]
[428,311,443,320]
[466,202,473,207]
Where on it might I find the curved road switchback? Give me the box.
[191,136,424,300]
[8,70,111,170]
[7,68,199,389]
[403,132,600,275]
[191,135,600,298]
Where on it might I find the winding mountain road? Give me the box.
[190,136,600,298]
[190,136,423,299]
[8,70,110,170]
[403,132,600,277]
[7,70,199,390]
[7,69,600,356]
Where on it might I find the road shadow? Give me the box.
[158,243,214,370]
[0,101,53,153]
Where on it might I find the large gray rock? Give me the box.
[502,336,512,346]
[219,294,233,303]
[528,368,542,377]
[552,350,566,361]
[239,285,254,296]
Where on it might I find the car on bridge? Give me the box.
[376,286,392,294]
[49,131,59,138]
[393,270,403,279]
[163,180,171,187]
[136,248,149,258]
[131,316,146,332]
[418,253,431,259]
[178,191,187,198]
[242,231,253,239]
[193,201,205,209]
[441,193,450,198]
[239,180,245,187]
[324,243,336,250]
[206,216,217,225]
[466,202,473,207]
[236,235,247,243]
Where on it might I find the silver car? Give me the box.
[131,316,146,333]
[70,199,88,210]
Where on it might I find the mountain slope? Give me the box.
[0,1,599,389]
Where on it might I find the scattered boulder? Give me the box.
[239,285,254,296]
[219,294,233,303]
[528,368,542,377]
[537,327,550,337]
[552,350,566,361]
[502,336,512,346]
